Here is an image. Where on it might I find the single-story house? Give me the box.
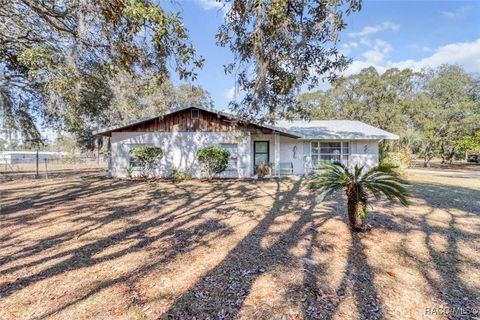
[95,106,399,178]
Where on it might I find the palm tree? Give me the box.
[310,162,410,231]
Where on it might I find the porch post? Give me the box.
[274,132,280,177]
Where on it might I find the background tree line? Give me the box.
[298,65,480,166]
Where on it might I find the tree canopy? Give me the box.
[1,0,203,146]
[217,0,362,122]
[300,65,480,165]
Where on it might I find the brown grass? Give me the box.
[0,173,479,319]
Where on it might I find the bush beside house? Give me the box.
[129,146,164,179]
[196,146,230,179]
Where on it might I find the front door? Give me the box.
[254,141,269,172]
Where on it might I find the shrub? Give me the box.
[129,146,163,178]
[255,163,271,179]
[125,164,134,179]
[380,148,412,171]
[171,168,192,182]
[196,146,230,179]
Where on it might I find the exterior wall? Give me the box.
[279,136,305,175]
[349,140,379,169]
[109,131,380,179]
[250,135,306,176]
[111,131,251,178]
[250,136,379,176]
[299,139,380,175]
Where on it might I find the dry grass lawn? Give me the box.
[0,172,479,319]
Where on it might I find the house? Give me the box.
[94,106,399,178]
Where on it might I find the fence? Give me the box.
[1,157,108,180]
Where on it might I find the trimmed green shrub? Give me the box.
[129,146,163,178]
[196,146,230,179]
[171,168,192,182]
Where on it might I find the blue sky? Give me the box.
[169,0,480,110]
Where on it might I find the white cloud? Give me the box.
[345,38,480,75]
[341,41,359,55]
[224,87,236,100]
[197,0,223,10]
[348,21,399,38]
[391,39,480,72]
[441,6,472,19]
[361,39,392,65]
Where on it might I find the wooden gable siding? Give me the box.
[116,109,272,134]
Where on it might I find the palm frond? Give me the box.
[310,161,410,206]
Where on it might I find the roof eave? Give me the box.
[298,135,399,140]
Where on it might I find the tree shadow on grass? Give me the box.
[300,230,385,320]
[368,181,480,319]
[3,177,475,319]
[162,180,385,320]
[0,180,248,303]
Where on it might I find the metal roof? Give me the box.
[275,120,399,140]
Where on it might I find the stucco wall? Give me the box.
[109,131,380,179]
[279,137,305,175]
[349,140,379,169]
[111,131,251,178]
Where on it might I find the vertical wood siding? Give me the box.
[115,109,272,134]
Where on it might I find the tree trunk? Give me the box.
[346,186,362,231]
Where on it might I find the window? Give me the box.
[220,143,238,170]
[311,141,349,167]
[191,108,199,119]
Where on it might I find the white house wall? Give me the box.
[349,140,379,169]
[111,131,251,178]
[279,137,305,175]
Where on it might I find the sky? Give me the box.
[167,0,480,110]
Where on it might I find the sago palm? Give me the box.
[310,162,410,231]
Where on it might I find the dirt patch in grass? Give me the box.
[0,173,479,319]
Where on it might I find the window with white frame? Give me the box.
[311,141,349,167]
[220,143,238,170]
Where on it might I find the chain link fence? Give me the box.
[1,157,108,180]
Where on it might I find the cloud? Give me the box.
[345,38,480,75]
[224,87,236,100]
[197,0,231,15]
[340,41,359,55]
[197,0,223,10]
[391,39,480,72]
[441,6,472,18]
[361,39,393,65]
[348,21,399,38]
